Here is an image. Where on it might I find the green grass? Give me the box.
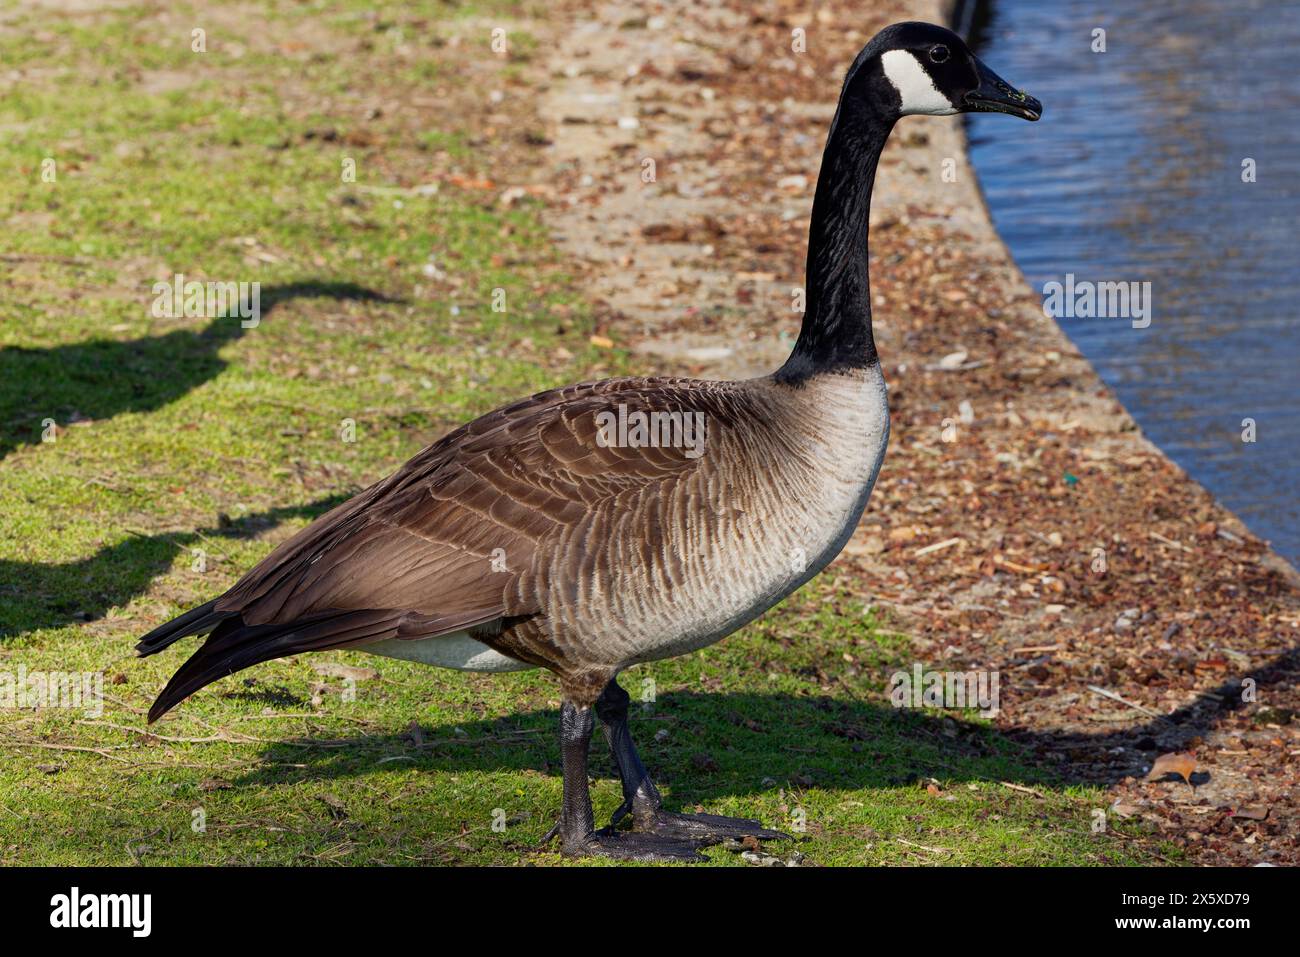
[0,1,1177,866]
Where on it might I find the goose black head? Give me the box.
[865,22,1041,121]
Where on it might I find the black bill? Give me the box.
[964,55,1042,121]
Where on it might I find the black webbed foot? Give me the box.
[636,809,791,846]
[548,823,704,861]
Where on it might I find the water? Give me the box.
[964,0,1300,566]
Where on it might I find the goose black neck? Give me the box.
[777,56,896,384]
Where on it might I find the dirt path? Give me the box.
[533,0,1299,864]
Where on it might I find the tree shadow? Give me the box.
[0,280,396,460]
[0,493,350,641]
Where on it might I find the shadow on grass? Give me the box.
[235,691,1052,802]
[231,646,1300,796]
[0,493,350,640]
[0,280,396,460]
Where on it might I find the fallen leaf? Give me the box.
[1231,806,1269,821]
[1146,751,1198,784]
[446,174,494,190]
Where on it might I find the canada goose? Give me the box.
[138,22,1040,861]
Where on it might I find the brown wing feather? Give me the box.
[214,376,740,632]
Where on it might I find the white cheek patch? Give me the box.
[880,49,958,116]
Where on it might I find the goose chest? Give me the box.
[538,365,890,669]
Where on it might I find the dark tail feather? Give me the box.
[146,609,401,723]
[136,600,229,656]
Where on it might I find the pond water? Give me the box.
[965,0,1300,565]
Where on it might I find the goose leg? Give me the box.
[545,699,703,861]
[595,679,661,828]
[595,679,790,846]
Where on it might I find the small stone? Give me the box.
[938,349,969,369]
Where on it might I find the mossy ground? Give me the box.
[0,0,1176,866]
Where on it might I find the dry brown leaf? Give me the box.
[1232,806,1269,821]
[446,174,495,190]
[1146,751,1198,784]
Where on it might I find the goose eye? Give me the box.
[928,44,950,64]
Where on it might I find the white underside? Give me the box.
[364,629,535,672]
